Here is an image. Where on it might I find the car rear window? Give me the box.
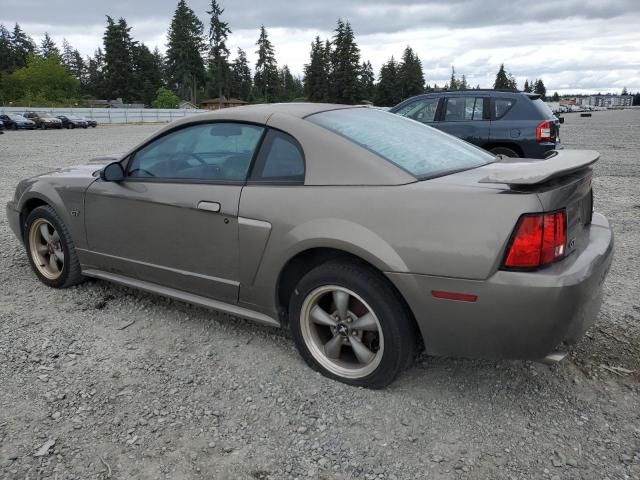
[306,107,495,179]
[530,98,556,119]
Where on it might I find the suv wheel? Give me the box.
[289,261,417,388]
[490,146,519,158]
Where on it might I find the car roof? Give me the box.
[123,103,417,186]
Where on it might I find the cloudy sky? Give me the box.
[2,0,640,94]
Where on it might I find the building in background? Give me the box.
[199,96,249,110]
[573,95,633,108]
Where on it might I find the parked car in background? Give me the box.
[0,120,4,134]
[390,90,562,158]
[80,117,98,128]
[6,104,613,388]
[23,112,63,129]
[56,115,88,129]
[0,113,36,130]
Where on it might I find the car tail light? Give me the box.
[503,210,566,269]
[536,120,553,142]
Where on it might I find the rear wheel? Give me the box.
[490,146,519,158]
[24,206,85,288]
[289,261,417,388]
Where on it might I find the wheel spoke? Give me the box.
[350,312,378,332]
[333,290,349,321]
[36,244,48,255]
[48,254,60,273]
[324,335,343,359]
[40,224,52,243]
[52,248,64,262]
[310,305,337,327]
[50,230,60,243]
[349,336,375,364]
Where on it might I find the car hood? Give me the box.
[31,154,122,180]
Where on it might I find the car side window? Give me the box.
[444,97,484,121]
[493,98,515,119]
[127,122,264,182]
[250,130,305,183]
[394,97,439,123]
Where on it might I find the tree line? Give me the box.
[1,0,638,108]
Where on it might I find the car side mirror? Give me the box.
[100,162,125,182]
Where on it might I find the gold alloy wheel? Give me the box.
[300,285,384,379]
[28,218,64,280]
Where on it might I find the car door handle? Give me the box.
[197,201,221,213]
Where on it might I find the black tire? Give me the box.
[12,124,17,130]
[289,261,418,388]
[40,123,46,130]
[23,205,85,289]
[489,146,519,158]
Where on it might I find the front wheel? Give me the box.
[24,206,85,288]
[289,262,417,388]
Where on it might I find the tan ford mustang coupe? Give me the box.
[6,104,614,388]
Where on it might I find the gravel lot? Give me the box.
[1,111,639,480]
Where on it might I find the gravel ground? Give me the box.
[0,111,639,480]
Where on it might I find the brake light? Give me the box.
[536,120,553,142]
[503,210,566,269]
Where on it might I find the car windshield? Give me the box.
[307,107,495,179]
[68,115,81,120]
[9,114,27,121]
[38,112,54,118]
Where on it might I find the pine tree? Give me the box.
[493,64,510,90]
[328,20,361,104]
[304,36,329,102]
[398,46,424,99]
[61,39,75,70]
[621,86,628,95]
[85,48,106,98]
[229,48,252,100]
[166,0,206,103]
[0,25,13,73]
[523,79,531,93]
[534,78,546,99]
[39,33,59,58]
[448,66,459,90]
[359,60,375,102]
[11,24,35,69]
[552,92,560,101]
[253,25,278,101]
[206,0,231,100]
[133,43,164,105]
[375,57,401,106]
[103,16,136,101]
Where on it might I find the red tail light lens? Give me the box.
[536,120,553,142]
[504,210,566,269]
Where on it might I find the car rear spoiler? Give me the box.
[478,150,599,186]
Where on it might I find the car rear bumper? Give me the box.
[387,212,614,360]
[6,200,21,240]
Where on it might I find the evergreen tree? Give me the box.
[0,25,13,73]
[39,32,59,58]
[448,66,459,90]
[206,0,231,99]
[166,0,206,103]
[11,24,35,69]
[59,39,85,84]
[103,16,136,101]
[278,65,296,101]
[493,64,510,90]
[633,92,640,106]
[229,48,252,100]
[61,39,75,70]
[328,20,361,104]
[460,74,468,90]
[523,79,531,93]
[85,48,106,98]
[253,25,278,101]
[304,36,329,102]
[552,92,560,101]
[133,43,164,105]
[359,60,375,101]
[304,36,328,102]
[621,86,628,95]
[398,46,424,99]
[534,78,546,99]
[375,57,401,106]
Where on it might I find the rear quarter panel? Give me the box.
[238,181,542,313]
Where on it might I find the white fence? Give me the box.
[0,106,209,124]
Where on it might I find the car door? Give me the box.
[436,95,490,146]
[83,121,265,304]
[392,96,441,126]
